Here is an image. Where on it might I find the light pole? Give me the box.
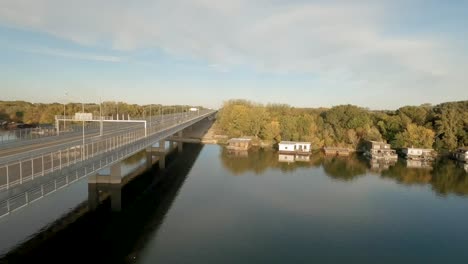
[99,98,103,136]
[62,91,68,133]
[82,101,85,160]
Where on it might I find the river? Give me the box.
[1,144,468,263]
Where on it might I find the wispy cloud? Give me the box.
[19,46,123,62]
[0,0,467,103]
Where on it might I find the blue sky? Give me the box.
[0,0,467,109]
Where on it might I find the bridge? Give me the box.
[0,109,217,217]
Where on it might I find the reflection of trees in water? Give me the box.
[381,162,432,185]
[430,159,468,196]
[220,148,321,175]
[220,147,468,196]
[382,158,468,196]
[321,154,368,181]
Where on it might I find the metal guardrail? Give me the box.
[0,110,216,218]
[0,110,215,192]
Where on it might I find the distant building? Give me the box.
[364,140,398,161]
[401,147,435,161]
[278,141,311,155]
[452,147,468,163]
[226,138,252,151]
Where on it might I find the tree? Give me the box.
[394,123,435,148]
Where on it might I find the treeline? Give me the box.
[216,99,468,152]
[0,101,203,125]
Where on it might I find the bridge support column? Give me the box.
[110,162,122,178]
[88,183,99,211]
[159,140,165,151]
[110,183,122,212]
[178,131,183,153]
[158,154,166,169]
[146,147,153,169]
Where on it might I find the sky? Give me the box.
[0,0,467,109]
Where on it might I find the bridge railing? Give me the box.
[0,110,215,192]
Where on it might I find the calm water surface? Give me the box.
[1,144,468,263]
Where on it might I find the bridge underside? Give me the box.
[0,110,217,216]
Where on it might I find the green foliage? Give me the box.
[216,100,467,151]
[393,123,435,148]
[0,101,200,125]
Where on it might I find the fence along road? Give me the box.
[0,110,216,217]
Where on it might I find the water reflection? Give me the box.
[0,143,204,263]
[322,155,368,181]
[221,148,468,195]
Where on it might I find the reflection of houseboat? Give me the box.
[226,138,252,151]
[323,147,351,156]
[227,150,249,157]
[401,147,435,161]
[452,147,468,163]
[405,159,433,169]
[363,141,398,161]
[295,155,310,162]
[278,154,295,163]
[278,154,311,163]
[278,141,311,155]
[369,160,395,171]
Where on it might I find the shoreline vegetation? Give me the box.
[1,99,467,153]
[214,99,467,153]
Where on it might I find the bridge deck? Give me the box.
[0,110,217,217]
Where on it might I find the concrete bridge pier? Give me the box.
[152,140,166,170]
[109,183,122,212]
[146,147,153,169]
[87,162,123,212]
[88,182,99,211]
[177,131,183,153]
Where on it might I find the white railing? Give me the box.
[0,110,215,192]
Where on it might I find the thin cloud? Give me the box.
[0,0,466,102]
[19,46,123,62]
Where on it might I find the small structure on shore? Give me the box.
[401,147,435,161]
[363,141,398,161]
[452,147,468,163]
[278,141,311,155]
[323,147,351,156]
[226,138,252,151]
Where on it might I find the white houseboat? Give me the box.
[401,147,435,161]
[278,141,311,155]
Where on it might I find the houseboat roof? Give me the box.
[279,141,311,145]
[369,140,389,144]
[403,147,434,151]
[228,138,252,143]
[323,147,350,151]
